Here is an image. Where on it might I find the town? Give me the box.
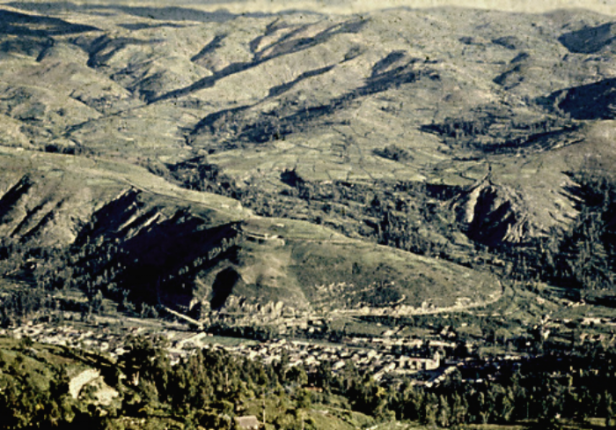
[4,306,615,392]
[1,318,449,385]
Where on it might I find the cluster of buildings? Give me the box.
[18,310,612,391]
[177,336,445,383]
[1,320,456,386]
[3,323,117,353]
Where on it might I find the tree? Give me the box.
[437,395,451,427]
[604,391,614,428]
[420,392,438,426]
[450,392,469,425]
[286,365,308,387]
[570,225,611,290]
[90,290,104,314]
[313,361,332,392]
[118,335,170,393]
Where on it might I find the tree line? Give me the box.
[504,164,616,294]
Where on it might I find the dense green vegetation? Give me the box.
[1,336,616,429]
[159,156,471,262]
[385,348,616,428]
[0,335,379,429]
[1,160,614,330]
[161,150,616,300]
[504,163,616,296]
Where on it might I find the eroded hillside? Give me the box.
[0,1,615,316]
[0,147,499,317]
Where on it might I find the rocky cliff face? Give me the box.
[452,178,534,247]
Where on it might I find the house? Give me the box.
[332,360,346,370]
[380,362,396,373]
[235,415,260,430]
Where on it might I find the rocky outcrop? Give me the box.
[452,177,535,247]
[69,369,100,399]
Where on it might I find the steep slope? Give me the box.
[1,2,616,315]
[451,177,533,247]
[0,3,612,248]
[0,147,499,315]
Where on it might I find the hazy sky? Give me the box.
[335,0,616,14]
[11,0,615,15]
[159,0,616,15]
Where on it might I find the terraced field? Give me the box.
[0,0,614,320]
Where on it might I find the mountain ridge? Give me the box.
[0,1,614,317]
